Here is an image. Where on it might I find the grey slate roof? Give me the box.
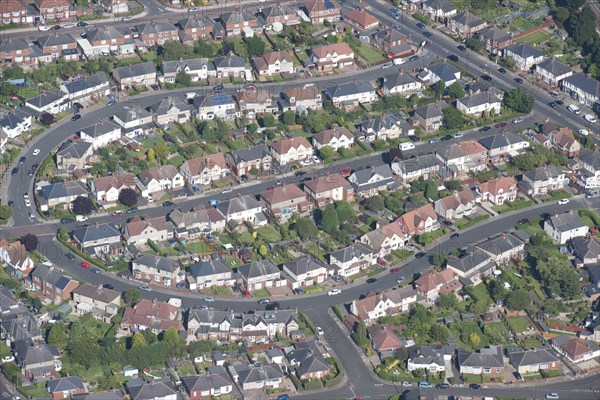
[505,43,543,59]
[330,243,374,264]
[238,259,279,280]
[383,71,418,91]
[423,0,456,12]
[14,341,54,366]
[39,181,88,201]
[508,348,558,367]
[193,93,234,109]
[134,254,179,273]
[236,363,285,385]
[112,61,156,81]
[128,381,177,400]
[458,91,500,109]
[478,131,525,150]
[56,140,92,160]
[0,38,29,52]
[181,372,231,393]
[86,27,124,42]
[325,80,374,99]
[429,63,461,82]
[572,237,600,262]
[446,248,493,274]
[113,105,152,123]
[414,101,448,119]
[563,72,600,98]
[451,11,485,28]
[230,144,270,164]
[189,259,231,277]
[546,212,587,233]
[187,308,297,330]
[177,16,213,31]
[136,22,177,35]
[283,256,327,277]
[216,195,261,216]
[536,58,572,77]
[578,149,600,171]
[64,72,108,94]
[25,88,67,109]
[477,233,524,256]
[213,55,246,69]
[30,264,76,291]
[72,223,121,244]
[285,341,330,377]
[148,96,191,116]
[80,119,121,138]
[350,164,394,191]
[72,391,123,400]
[457,346,504,368]
[36,33,76,49]
[393,153,441,173]
[359,113,403,134]
[522,164,563,182]
[161,58,208,74]
[0,110,30,130]
[48,376,86,393]
[478,26,511,43]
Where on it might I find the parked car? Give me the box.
[441,134,453,141]
[545,394,559,400]
[103,284,115,290]
[240,174,249,182]
[38,25,50,31]
[423,31,432,38]
[512,118,523,124]
[428,138,439,144]
[555,100,564,106]
[213,84,224,91]
[122,16,133,22]
[498,67,506,74]
[51,25,61,30]
[70,113,81,122]
[436,383,449,389]
[315,326,324,335]
[457,45,467,52]
[416,22,426,29]
[584,114,597,123]
[418,381,432,388]
[209,199,220,206]
[11,167,19,176]
[126,207,138,214]
[24,199,30,207]
[162,201,174,207]
[80,261,91,268]
[221,188,233,194]
[258,299,270,305]
[204,297,215,302]
[112,211,123,217]
[90,267,100,274]
[579,129,590,136]
[450,233,460,239]
[409,55,419,61]
[454,132,464,138]
[328,289,341,296]
[277,395,289,400]
[18,156,26,164]
[448,54,458,62]
[515,77,523,84]
[32,149,40,156]
[479,126,491,132]
[366,278,377,284]
[549,101,557,108]
[495,122,507,129]
[1,356,15,363]
[76,21,88,27]
[63,23,75,29]
[65,253,75,262]
[481,74,492,81]
[339,168,351,175]
[517,218,529,225]
[139,286,151,291]
[390,267,401,274]
[469,384,481,389]
[397,276,406,284]
[557,199,570,205]
[402,381,412,387]
[61,218,75,224]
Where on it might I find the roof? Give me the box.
[86,27,124,42]
[216,195,261,216]
[578,149,600,171]
[189,259,231,278]
[451,11,485,28]
[230,144,270,164]
[252,51,293,71]
[330,242,374,264]
[477,176,516,196]
[168,207,225,228]
[93,173,136,193]
[238,259,279,280]
[370,326,403,352]
[446,248,493,274]
[285,341,330,377]
[438,140,487,160]
[383,71,419,91]
[325,80,374,99]
[536,58,572,77]
[134,254,179,273]
[478,26,511,43]
[260,184,306,205]
[237,363,285,385]
[562,72,600,98]
[505,43,543,59]
[560,339,600,358]
[352,292,389,320]
[437,188,476,211]
[234,88,273,105]
[80,119,121,138]
[284,84,321,101]
[283,256,327,277]
[25,88,67,108]
[396,204,438,234]
[148,96,191,116]
[135,21,177,35]
[36,33,76,48]
[546,211,587,233]
[72,223,121,244]
[181,371,232,393]
[313,126,353,145]
[394,153,441,173]
[39,181,88,201]
[349,165,394,190]
[271,136,312,154]
[359,113,403,134]
[72,391,123,400]
[508,348,558,367]
[112,61,156,81]
[551,127,577,148]
[414,269,457,293]
[128,381,177,400]
[188,308,297,330]
[423,0,457,12]
[193,93,234,108]
[0,38,29,52]
[139,165,180,185]
[304,173,350,193]
[572,236,600,262]
[414,101,448,119]
[479,131,526,150]
[14,341,54,366]
[477,233,524,256]
[64,72,108,94]
[121,299,181,332]
[457,346,504,368]
[429,63,461,82]
[73,283,120,304]
[177,16,213,31]
[343,9,379,27]
[522,164,563,182]
[213,54,246,69]
[31,263,77,291]
[48,376,86,393]
[181,153,227,176]
[0,109,30,130]
[56,140,92,160]
[459,91,501,109]
[113,105,152,123]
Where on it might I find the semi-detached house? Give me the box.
[38,181,88,211]
[138,165,184,196]
[148,96,192,127]
[193,93,237,121]
[62,72,110,103]
[310,42,354,71]
[24,88,69,116]
[35,33,78,61]
[0,110,32,139]
[561,72,600,106]
[251,51,294,77]
[534,58,573,87]
[123,216,170,246]
[72,283,121,320]
[71,223,122,256]
[282,256,329,289]
[544,211,589,244]
[503,43,544,71]
[271,136,313,166]
[179,153,229,187]
[228,144,272,177]
[91,173,136,203]
[456,91,501,117]
[189,259,233,289]
[112,104,155,138]
[177,16,214,44]
[0,38,32,64]
[161,58,209,83]
[325,80,376,108]
[259,184,312,220]
[281,84,322,112]
[312,126,354,151]
[303,173,354,207]
[216,195,267,228]
[78,119,122,149]
[238,259,283,291]
[576,148,600,189]
[518,164,567,196]
[131,254,182,287]
[328,242,376,277]
[29,263,79,304]
[112,61,157,90]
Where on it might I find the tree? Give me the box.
[259,114,276,127]
[154,144,169,164]
[437,293,457,310]
[175,71,192,87]
[503,87,534,113]
[447,81,465,99]
[295,217,318,241]
[433,80,446,98]
[488,279,508,302]
[364,196,384,211]
[442,107,467,130]
[429,324,450,344]
[318,145,334,162]
[506,289,531,310]
[424,181,438,200]
[72,196,94,215]
[258,245,268,257]
[432,252,447,268]
[131,332,147,348]
[124,288,140,306]
[20,233,38,251]
[281,110,296,125]
[0,204,13,221]
[244,36,266,56]
[47,323,68,347]
[193,40,214,57]
[158,40,188,61]
[162,327,181,346]
[445,180,461,191]
[468,332,480,347]
[320,204,339,234]
[118,188,138,207]
[335,201,355,225]
[147,148,155,163]
[465,37,484,51]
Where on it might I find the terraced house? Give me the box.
[136,22,178,46]
[29,263,79,303]
[177,16,215,43]
[161,58,209,83]
[112,61,157,90]
[0,38,32,64]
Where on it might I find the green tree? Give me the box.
[429,324,450,344]
[468,332,480,347]
[47,323,68,347]
[295,217,318,240]
[465,37,484,51]
[162,327,181,345]
[281,110,296,125]
[425,181,438,200]
[258,244,268,257]
[118,187,138,207]
[175,71,192,87]
[159,40,188,61]
[72,196,94,215]
[244,36,266,56]
[447,81,466,99]
[124,288,140,306]
[437,293,457,310]
[320,203,339,234]
[503,87,534,113]
[506,289,532,310]
[335,200,355,225]
[131,332,147,348]
[318,145,334,162]
[147,148,155,163]
[364,196,384,211]
[434,80,446,98]
[0,204,13,221]
[445,180,461,191]
[442,107,467,130]
[154,144,170,164]
[193,40,215,57]
[433,252,447,268]
[488,279,508,302]
[259,114,276,127]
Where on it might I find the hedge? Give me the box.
[323,360,344,388]
[147,239,161,254]
[290,374,302,391]
[302,379,322,390]
[58,233,107,269]
[332,305,344,322]
[578,209,600,227]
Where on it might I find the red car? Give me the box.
[591,228,598,234]
[377,258,387,266]
[495,122,507,129]
[390,267,401,274]
[339,168,351,176]
[80,261,91,268]
[112,211,123,216]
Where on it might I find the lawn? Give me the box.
[492,199,533,214]
[451,321,490,351]
[468,283,493,305]
[507,316,533,334]
[521,336,543,349]
[303,284,324,294]
[186,240,212,254]
[542,190,571,202]
[252,288,271,297]
[177,364,197,377]
[454,214,490,230]
[19,383,48,398]
[356,44,385,63]
[256,225,282,242]
[483,321,511,345]
[514,31,552,46]
[212,287,233,296]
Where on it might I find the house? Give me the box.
[0,1,29,26]
[0,239,35,278]
[251,51,294,77]
[138,165,184,196]
[186,308,299,341]
[235,363,285,390]
[168,207,226,239]
[148,96,192,127]
[82,27,128,57]
[48,376,87,400]
[477,26,512,54]
[303,0,341,24]
[370,28,411,58]
[414,268,461,302]
[412,101,448,132]
[218,9,257,37]
[284,341,330,380]
[176,16,214,44]
[457,346,505,377]
[397,203,439,236]
[576,149,600,189]
[260,184,312,220]
[382,70,422,96]
[282,256,328,289]
[24,88,69,116]
[281,84,322,112]
[436,140,488,178]
[357,113,407,142]
[91,173,136,204]
[456,91,501,117]
[391,153,442,182]
[544,211,589,244]
[181,371,233,399]
[303,173,354,207]
[101,0,128,14]
[477,233,526,265]
[551,335,600,363]
[0,110,32,139]
[35,33,78,61]
[519,165,567,196]
[135,21,178,46]
[571,237,600,266]
[71,223,122,256]
[329,243,376,277]
[228,144,272,177]
[360,222,405,257]
[325,81,376,108]
[61,72,110,103]
[124,217,170,246]
[127,381,177,400]
[407,345,453,372]
[161,58,208,83]
[238,259,282,291]
[310,42,354,71]
[561,72,600,106]
[348,165,395,198]
[428,63,461,87]
[189,259,233,289]
[508,348,560,375]
[549,127,580,157]
[120,299,182,336]
[446,248,495,284]
[30,263,79,304]
[258,4,301,26]
[0,287,41,343]
[343,9,379,32]
[476,177,517,206]
[180,153,229,188]
[434,189,477,220]
[369,325,403,359]
[534,58,573,87]
[210,55,252,80]
[448,11,486,37]
[234,88,278,118]
[72,283,121,320]
[112,104,155,138]
[38,181,88,211]
[350,292,396,324]
[478,132,529,163]
[193,93,237,121]
[34,0,71,21]
[312,126,354,151]
[216,195,267,228]
[13,341,57,382]
[112,61,157,90]
[271,136,313,166]
[422,0,457,21]
[503,43,544,71]
[78,119,121,149]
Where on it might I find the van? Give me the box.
[75,215,88,222]
[584,114,597,123]
[400,142,415,151]
[393,57,406,65]
[585,189,600,199]
[567,104,581,114]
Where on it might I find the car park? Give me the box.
[32,149,40,156]
[328,289,341,296]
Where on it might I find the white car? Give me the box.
[204,297,215,302]
[24,199,30,207]
[453,132,464,138]
[1,356,14,363]
[300,159,312,166]
[578,129,590,136]
[63,23,75,29]
[221,188,232,194]
[557,199,570,205]
[311,155,321,163]
[512,118,523,124]
[38,25,50,31]
[328,289,341,296]
[32,149,40,156]
[584,114,597,123]
[402,381,412,387]
[315,326,324,335]
[545,394,559,400]
[381,62,393,69]
[122,16,133,22]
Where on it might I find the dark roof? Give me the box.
[522,164,563,182]
[451,11,485,28]
[446,248,493,274]
[477,233,524,256]
[56,140,92,160]
[457,346,504,368]
[478,131,525,150]
[189,259,231,277]
[478,26,511,43]
[25,88,67,109]
[112,61,156,81]
[578,149,600,171]
[536,58,572,77]
[546,212,587,233]
[285,341,330,377]
[48,376,86,393]
[134,254,179,273]
[36,33,76,48]
[0,110,31,130]
[216,195,261,216]
[230,144,270,164]
[236,363,285,385]
[127,381,177,400]
[39,181,88,201]
[325,81,374,99]
[0,38,29,52]
[283,256,327,277]
[359,113,402,133]
[181,371,232,392]
[30,264,76,291]
[213,55,246,69]
[562,72,600,98]
[330,243,374,263]
[383,71,418,90]
[64,72,108,94]
[505,43,543,59]
[72,223,121,244]
[238,259,279,280]
[80,119,121,138]
[459,91,501,109]
[414,101,448,119]
[429,63,461,82]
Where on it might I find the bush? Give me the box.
[302,379,322,390]
[332,305,344,322]
[147,239,161,254]
[289,374,302,390]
